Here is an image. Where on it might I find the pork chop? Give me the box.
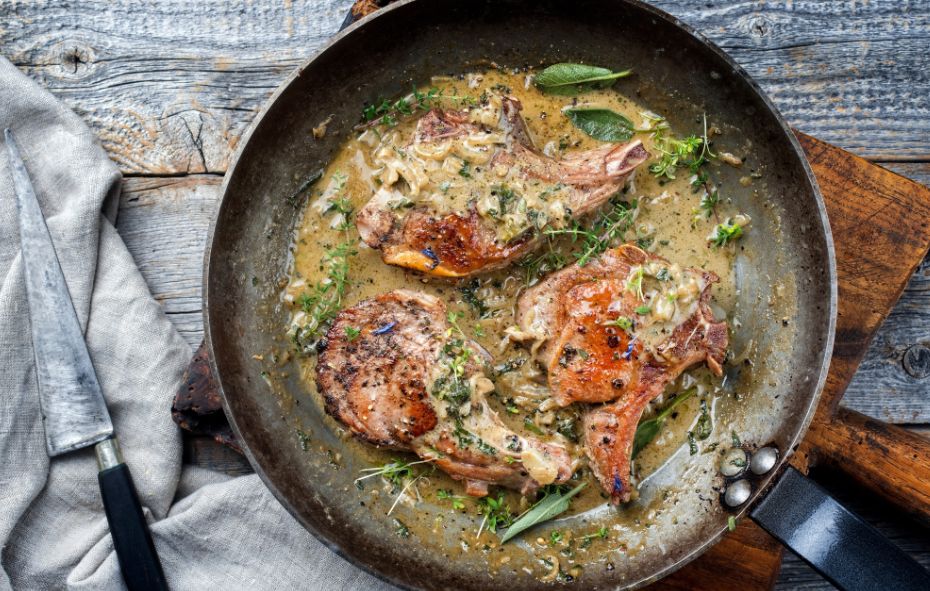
[317,289,575,496]
[356,93,648,277]
[515,245,728,502]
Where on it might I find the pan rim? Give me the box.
[203,1,838,588]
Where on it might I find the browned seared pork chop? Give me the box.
[317,289,574,496]
[356,94,648,277]
[515,245,727,502]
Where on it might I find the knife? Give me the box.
[5,129,168,591]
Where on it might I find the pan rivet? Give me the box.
[724,479,751,507]
[720,448,747,477]
[750,447,779,475]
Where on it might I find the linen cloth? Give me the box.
[0,57,394,590]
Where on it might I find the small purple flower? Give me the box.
[372,321,396,335]
[621,337,637,360]
[421,247,440,270]
[612,474,624,495]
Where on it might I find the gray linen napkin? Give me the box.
[0,57,393,590]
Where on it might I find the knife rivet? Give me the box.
[720,448,747,477]
[724,479,751,507]
[750,447,779,475]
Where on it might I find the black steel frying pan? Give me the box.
[203,1,930,589]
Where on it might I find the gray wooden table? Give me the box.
[3,1,929,588]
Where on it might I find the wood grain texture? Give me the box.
[116,175,221,347]
[2,0,929,174]
[10,2,928,590]
[795,133,930,418]
[843,163,930,423]
[0,0,355,174]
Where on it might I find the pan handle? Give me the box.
[750,466,930,591]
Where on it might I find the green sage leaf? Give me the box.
[499,483,586,543]
[564,108,634,142]
[535,63,632,95]
[632,387,697,458]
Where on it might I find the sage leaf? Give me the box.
[632,387,696,458]
[535,63,632,95]
[499,483,586,543]
[564,108,634,142]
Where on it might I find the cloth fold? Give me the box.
[0,57,391,591]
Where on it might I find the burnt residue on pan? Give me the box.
[203,1,836,590]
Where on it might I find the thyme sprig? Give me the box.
[292,241,356,353]
[649,115,715,180]
[362,87,476,127]
[477,493,514,538]
[356,459,435,515]
[544,197,638,267]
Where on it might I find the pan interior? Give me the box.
[206,1,835,589]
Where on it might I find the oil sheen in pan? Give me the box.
[277,68,796,580]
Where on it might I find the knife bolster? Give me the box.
[96,437,124,470]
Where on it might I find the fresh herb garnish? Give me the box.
[292,241,356,353]
[556,415,578,443]
[709,219,744,247]
[437,489,466,511]
[499,483,587,543]
[699,191,720,220]
[518,238,568,284]
[634,305,651,315]
[564,108,635,142]
[477,494,514,537]
[356,458,434,515]
[649,115,715,180]
[626,266,645,300]
[344,326,361,341]
[578,526,609,548]
[394,518,411,538]
[731,431,742,447]
[687,431,698,455]
[632,387,696,458]
[362,86,474,127]
[523,417,545,436]
[534,63,632,95]
[549,530,564,545]
[545,197,638,267]
[494,357,526,376]
[696,399,713,440]
[285,169,323,207]
[459,161,472,178]
[459,278,491,318]
[609,316,633,331]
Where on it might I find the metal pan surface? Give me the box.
[204,1,836,588]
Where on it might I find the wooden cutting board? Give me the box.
[171,133,930,589]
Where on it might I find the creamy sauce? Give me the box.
[283,68,762,580]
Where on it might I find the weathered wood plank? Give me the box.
[116,175,221,347]
[2,0,928,174]
[0,0,355,174]
[842,162,930,423]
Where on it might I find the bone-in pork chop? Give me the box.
[317,289,575,496]
[515,245,727,502]
[356,93,648,277]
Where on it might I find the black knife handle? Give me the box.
[750,466,930,591]
[97,441,168,591]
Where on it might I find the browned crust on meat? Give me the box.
[317,291,442,448]
[516,244,728,503]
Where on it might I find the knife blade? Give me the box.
[5,128,114,456]
[6,129,167,591]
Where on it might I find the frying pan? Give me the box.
[203,1,930,589]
